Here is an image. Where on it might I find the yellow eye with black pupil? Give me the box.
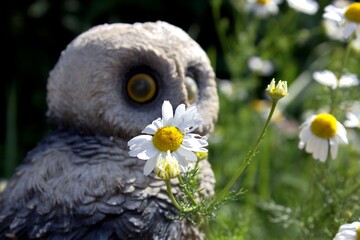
[127,73,157,103]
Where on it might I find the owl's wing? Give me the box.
[0,132,191,239]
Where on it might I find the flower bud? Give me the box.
[155,151,180,180]
[266,78,288,100]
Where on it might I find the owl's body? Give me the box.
[0,22,218,239]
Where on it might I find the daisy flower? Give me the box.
[322,0,352,41]
[218,79,235,99]
[333,221,360,240]
[286,0,319,15]
[323,2,360,39]
[344,112,360,128]
[128,100,208,175]
[298,113,348,162]
[246,0,282,18]
[313,70,359,89]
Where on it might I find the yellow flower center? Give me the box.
[153,126,183,152]
[356,226,360,240]
[256,0,270,5]
[345,3,360,23]
[310,113,338,139]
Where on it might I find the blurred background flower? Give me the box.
[313,70,359,89]
[248,56,275,76]
[286,0,319,15]
[245,0,282,18]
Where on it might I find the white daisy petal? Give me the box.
[129,143,153,156]
[246,0,280,18]
[137,145,159,160]
[336,122,348,144]
[287,0,319,15]
[329,138,339,160]
[299,126,312,144]
[334,222,360,240]
[312,138,323,160]
[142,123,159,134]
[344,112,360,128]
[172,151,189,170]
[313,70,338,88]
[173,104,186,125]
[128,148,144,157]
[323,12,342,22]
[323,5,343,22]
[153,118,164,130]
[162,100,174,125]
[176,106,199,131]
[128,135,152,147]
[339,73,360,87]
[176,146,197,162]
[305,135,318,154]
[298,141,305,149]
[318,140,329,162]
[143,157,159,176]
[137,152,151,160]
[129,136,153,149]
[182,140,208,153]
[344,22,357,39]
[129,148,150,160]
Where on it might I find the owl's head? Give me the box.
[47,21,218,139]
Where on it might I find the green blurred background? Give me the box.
[3,1,360,239]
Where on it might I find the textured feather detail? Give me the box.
[0,131,215,239]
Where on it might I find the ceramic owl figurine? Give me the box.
[0,21,219,239]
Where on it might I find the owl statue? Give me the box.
[0,21,219,239]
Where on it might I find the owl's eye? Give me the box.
[185,76,198,104]
[127,73,157,103]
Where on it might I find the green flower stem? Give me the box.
[341,36,353,74]
[330,39,353,114]
[178,175,198,207]
[208,99,279,211]
[165,179,184,211]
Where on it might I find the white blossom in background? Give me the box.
[286,0,319,15]
[343,101,360,129]
[322,0,351,41]
[313,70,359,89]
[333,221,360,240]
[298,113,348,162]
[323,2,360,39]
[248,56,275,76]
[344,112,360,128]
[246,0,282,18]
